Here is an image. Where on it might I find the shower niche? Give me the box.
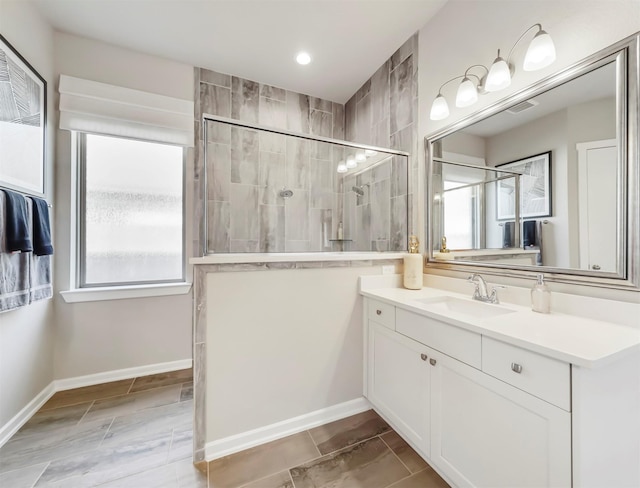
[203,117,409,253]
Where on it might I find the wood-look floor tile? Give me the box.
[13,402,92,439]
[34,429,173,487]
[208,432,319,488]
[180,382,194,402]
[0,462,48,488]
[129,369,194,393]
[239,470,293,488]
[97,459,207,488]
[81,384,182,423]
[0,418,112,472]
[387,467,450,488]
[168,424,194,463]
[175,458,208,488]
[290,437,410,488]
[308,409,391,455]
[380,431,428,473]
[101,400,193,448]
[41,380,134,410]
[97,462,178,488]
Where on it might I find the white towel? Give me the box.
[0,192,31,312]
[0,193,53,311]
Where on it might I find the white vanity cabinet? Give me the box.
[430,348,571,488]
[364,298,572,488]
[368,321,431,456]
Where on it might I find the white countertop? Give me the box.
[361,286,640,369]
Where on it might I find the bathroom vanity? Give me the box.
[361,282,640,488]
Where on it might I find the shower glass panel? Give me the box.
[203,117,409,253]
[430,160,545,266]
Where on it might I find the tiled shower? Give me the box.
[203,118,408,253]
[193,32,417,255]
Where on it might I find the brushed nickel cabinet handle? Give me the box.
[511,363,523,374]
[420,354,428,361]
[376,309,382,315]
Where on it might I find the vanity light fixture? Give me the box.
[431,66,487,120]
[337,161,348,173]
[346,156,357,169]
[485,50,512,92]
[296,52,311,65]
[429,23,555,120]
[355,151,366,163]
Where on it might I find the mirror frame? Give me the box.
[425,33,639,291]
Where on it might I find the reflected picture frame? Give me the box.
[0,34,47,196]
[496,151,552,220]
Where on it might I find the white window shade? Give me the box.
[59,75,194,146]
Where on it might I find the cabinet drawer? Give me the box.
[482,337,570,411]
[368,299,395,329]
[396,308,481,368]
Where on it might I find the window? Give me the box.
[443,179,480,250]
[79,133,184,287]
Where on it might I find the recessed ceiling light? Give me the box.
[296,52,311,65]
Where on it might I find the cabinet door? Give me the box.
[430,351,571,488]
[367,321,430,457]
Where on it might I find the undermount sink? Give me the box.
[414,296,516,319]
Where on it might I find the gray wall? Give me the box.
[344,32,418,250]
[195,68,345,253]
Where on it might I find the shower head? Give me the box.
[351,186,366,196]
[279,188,294,198]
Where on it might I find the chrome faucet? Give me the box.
[467,274,500,304]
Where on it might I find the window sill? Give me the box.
[60,282,192,303]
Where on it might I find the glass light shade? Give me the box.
[523,30,556,71]
[365,149,377,157]
[485,55,511,92]
[337,162,348,173]
[430,94,449,121]
[455,77,478,107]
[346,157,357,169]
[355,151,366,162]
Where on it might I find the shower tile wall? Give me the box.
[344,32,418,251]
[194,67,345,254]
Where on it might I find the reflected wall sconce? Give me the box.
[430,23,556,121]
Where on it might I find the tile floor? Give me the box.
[205,409,450,488]
[0,369,200,488]
[0,370,449,488]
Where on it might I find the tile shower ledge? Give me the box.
[190,252,407,265]
[361,286,640,369]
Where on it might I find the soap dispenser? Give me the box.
[403,235,423,290]
[531,274,551,313]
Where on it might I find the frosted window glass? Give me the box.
[83,134,183,285]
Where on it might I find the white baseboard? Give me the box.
[205,397,372,461]
[54,359,193,391]
[0,382,56,448]
[0,359,192,449]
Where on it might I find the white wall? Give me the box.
[52,32,195,379]
[418,0,640,300]
[206,266,382,443]
[0,0,56,429]
[485,109,569,267]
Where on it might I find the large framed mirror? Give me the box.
[425,33,639,290]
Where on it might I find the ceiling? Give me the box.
[463,60,617,138]
[32,0,448,103]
